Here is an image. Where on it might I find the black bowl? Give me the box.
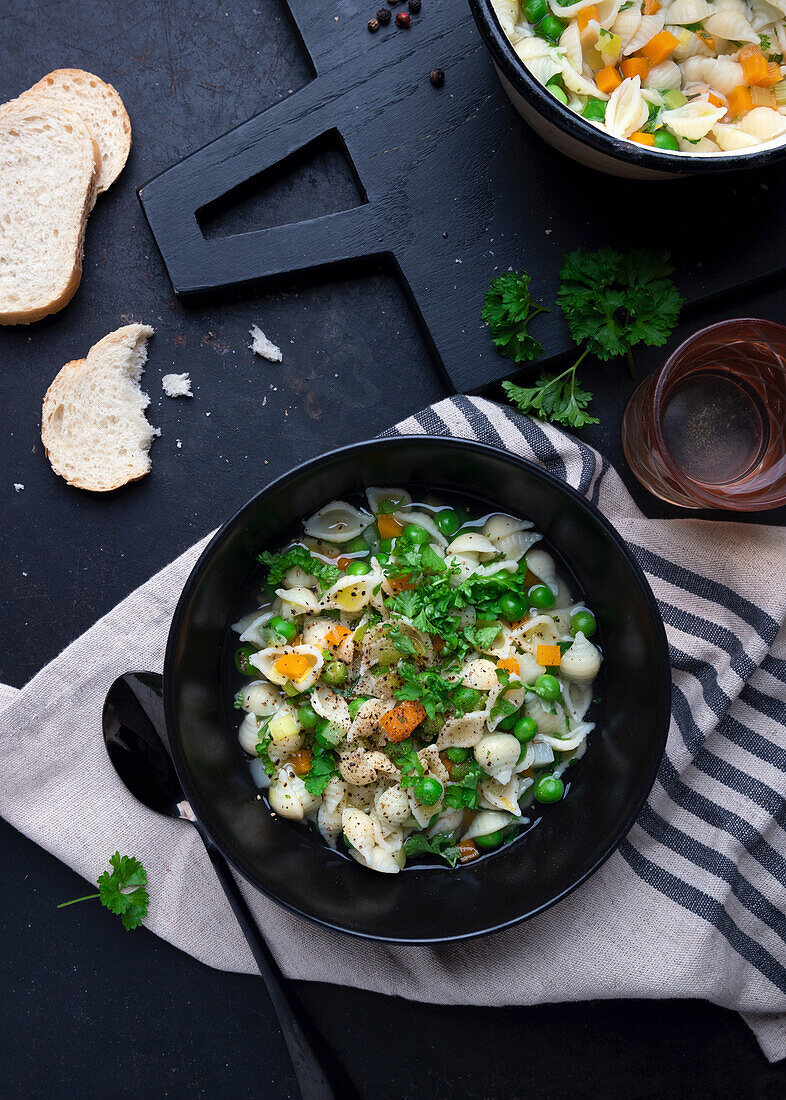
[469,0,786,179]
[163,437,670,943]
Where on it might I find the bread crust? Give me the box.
[0,99,99,325]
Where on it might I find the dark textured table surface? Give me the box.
[1,2,785,1097]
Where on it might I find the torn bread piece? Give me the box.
[161,372,192,398]
[250,324,282,362]
[17,69,131,194]
[0,99,99,325]
[41,324,157,492]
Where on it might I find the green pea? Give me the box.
[537,12,566,42]
[513,715,538,743]
[533,674,561,701]
[497,708,521,731]
[348,696,369,720]
[550,85,569,106]
[346,560,371,576]
[528,584,555,610]
[379,538,394,553]
[445,747,469,763]
[234,644,258,676]
[524,0,548,21]
[414,776,443,806]
[345,536,369,552]
[435,509,462,537]
[375,551,390,565]
[404,523,430,546]
[534,775,565,804]
[571,610,597,638]
[453,686,482,712]
[297,703,319,730]
[268,615,296,642]
[322,660,348,686]
[475,829,503,849]
[582,97,607,122]
[499,591,528,622]
[653,129,680,151]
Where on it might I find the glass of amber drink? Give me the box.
[621,319,786,511]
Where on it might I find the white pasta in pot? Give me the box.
[605,76,649,138]
[236,610,274,647]
[559,20,585,71]
[644,60,682,89]
[662,99,726,139]
[375,785,411,827]
[394,508,448,547]
[712,122,763,149]
[525,695,569,736]
[474,734,521,785]
[622,14,665,54]
[462,811,517,842]
[304,500,373,543]
[275,586,320,616]
[479,776,523,816]
[666,0,714,22]
[611,6,642,48]
[560,631,603,682]
[703,11,760,41]
[269,766,321,821]
[738,107,786,139]
[238,680,281,716]
[250,644,324,689]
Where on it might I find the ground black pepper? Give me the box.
[429,67,445,87]
[368,17,379,31]
[377,7,391,22]
[396,10,411,27]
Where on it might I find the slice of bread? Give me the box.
[0,99,99,325]
[41,324,157,492]
[19,69,131,194]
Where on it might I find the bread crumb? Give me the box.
[176,439,182,449]
[162,372,193,398]
[14,483,24,492]
[250,324,283,362]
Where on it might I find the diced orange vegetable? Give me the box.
[643,0,661,12]
[378,700,427,742]
[621,57,649,80]
[273,653,315,681]
[595,66,622,94]
[706,92,725,110]
[640,30,679,66]
[336,556,352,570]
[496,657,520,676]
[536,644,563,666]
[760,62,782,89]
[377,513,404,540]
[629,132,656,146]
[727,85,754,117]
[696,30,715,51]
[292,749,312,776]
[751,86,777,108]
[457,840,480,864]
[577,4,599,30]
[388,573,416,593]
[740,45,768,86]
[325,624,352,647]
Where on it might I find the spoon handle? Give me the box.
[198,828,360,1100]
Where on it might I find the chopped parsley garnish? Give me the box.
[303,743,338,796]
[57,852,149,931]
[388,625,417,656]
[395,662,459,721]
[258,544,341,592]
[404,832,462,868]
[444,760,485,809]
[233,689,245,710]
[255,718,276,777]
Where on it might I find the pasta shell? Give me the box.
[446,532,497,557]
[250,643,324,689]
[474,733,521,785]
[703,11,759,42]
[711,123,763,150]
[524,695,568,736]
[317,802,344,845]
[338,749,399,786]
[622,14,665,54]
[311,684,351,733]
[479,776,523,816]
[666,0,714,23]
[319,571,383,614]
[304,500,373,543]
[394,508,448,546]
[460,658,499,691]
[341,807,376,854]
[738,107,786,141]
[560,630,603,682]
[644,60,682,89]
[525,548,559,594]
[604,76,649,138]
[365,486,411,513]
[269,765,321,821]
[436,710,488,749]
[238,712,265,755]
[238,680,281,717]
[559,20,585,72]
[275,586,320,616]
[375,785,411,827]
[611,6,642,47]
[462,810,517,841]
[235,610,274,647]
[661,100,725,140]
[348,698,390,744]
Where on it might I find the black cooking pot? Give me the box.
[161,437,670,943]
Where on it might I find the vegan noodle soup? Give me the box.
[231,489,602,875]
[492,0,786,153]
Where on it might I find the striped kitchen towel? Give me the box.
[1,396,785,1060]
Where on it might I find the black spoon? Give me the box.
[102,671,359,1100]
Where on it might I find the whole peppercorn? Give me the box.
[368,17,380,31]
[377,7,391,22]
[396,10,411,27]
[408,0,421,10]
[429,67,445,87]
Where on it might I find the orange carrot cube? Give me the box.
[577,4,599,31]
[740,45,769,86]
[273,653,315,681]
[640,30,679,66]
[496,657,520,676]
[377,513,404,539]
[596,66,622,94]
[621,57,649,80]
[727,85,754,117]
[325,624,352,647]
[536,644,563,666]
[643,0,661,12]
[378,701,427,742]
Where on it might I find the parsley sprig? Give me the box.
[486,249,683,429]
[404,831,462,868]
[258,544,340,592]
[57,852,149,931]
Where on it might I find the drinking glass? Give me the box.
[621,318,786,511]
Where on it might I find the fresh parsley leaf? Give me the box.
[444,761,485,809]
[303,745,338,796]
[388,625,417,656]
[557,248,683,373]
[760,33,772,50]
[395,662,457,721]
[464,622,502,651]
[233,690,245,710]
[404,831,462,868]
[502,369,598,430]
[254,718,276,777]
[258,545,340,592]
[490,691,519,723]
[58,852,150,931]
[481,272,549,363]
[389,738,424,789]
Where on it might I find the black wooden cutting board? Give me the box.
[139,0,786,394]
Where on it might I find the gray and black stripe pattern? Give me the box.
[385,396,786,1006]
